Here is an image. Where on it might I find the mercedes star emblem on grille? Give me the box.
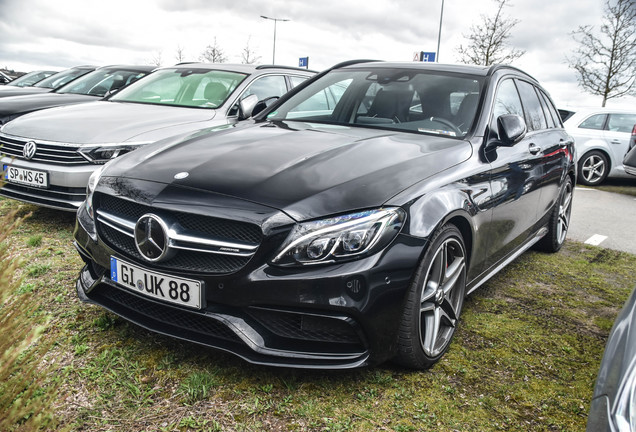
[134,214,170,262]
[23,141,37,160]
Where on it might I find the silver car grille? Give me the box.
[0,134,86,164]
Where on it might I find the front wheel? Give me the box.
[395,224,467,369]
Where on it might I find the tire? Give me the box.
[536,176,573,253]
[578,151,609,186]
[395,224,467,369]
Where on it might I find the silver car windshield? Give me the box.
[110,68,247,109]
[268,69,484,138]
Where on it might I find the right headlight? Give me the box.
[85,164,107,220]
[271,208,406,266]
[78,141,151,164]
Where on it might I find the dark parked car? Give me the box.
[0,70,58,88]
[0,71,13,84]
[587,285,636,431]
[624,144,636,177]
[0,63,314,211]
[74,60,575,369]
[0,65,95,98]
[0,65,154,125]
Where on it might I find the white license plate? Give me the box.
[110,257,203,309]
[3,165,49,188]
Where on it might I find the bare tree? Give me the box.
[199,37,228,63]
[175,45,186,63]
[150,50,162,67]
[456,0,525,66]
[241,36,261,65]
[568,0,636,107]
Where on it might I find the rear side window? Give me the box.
[579,114,607,130]
[516,80,547,131]
[607,113,636,133]
[537,90,561,128]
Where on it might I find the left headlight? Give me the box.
[271,208,406,266]
[79,142,150,164]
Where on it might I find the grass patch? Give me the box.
[1,197,635,431]
[583,177,636,197]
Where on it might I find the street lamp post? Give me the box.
[260,15,290,64]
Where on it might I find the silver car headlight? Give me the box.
[614,359,636,431]
[271,208,406,266]
[78,142,151,164]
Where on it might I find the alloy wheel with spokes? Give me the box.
[556,180,573,246]
[396,224,467,369]
[419,237,466,357]
[579,151,608,186]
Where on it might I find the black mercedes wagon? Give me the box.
[74,60,575,369]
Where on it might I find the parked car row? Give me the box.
[0,63,315,210]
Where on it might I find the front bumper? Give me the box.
[74,204,425,369]
[1,155,95,211]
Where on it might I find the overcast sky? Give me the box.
[0,0,634,109]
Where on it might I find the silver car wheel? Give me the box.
[581,154,606,184]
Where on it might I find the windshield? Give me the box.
[268,68,484,138]
[110,68,247,108]
[34,68,92,89]
[57,69,149,97]
[7,71,56,87]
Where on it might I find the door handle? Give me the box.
[529,143,541,155]
[611,140,621,145]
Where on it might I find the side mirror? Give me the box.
[497,114,527,146]
[252,96,279,118]
[238,94,259,120]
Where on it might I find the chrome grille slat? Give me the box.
[95,195,262,275]
[0,134,86,164]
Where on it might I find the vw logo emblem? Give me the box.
[23,141,37,160]
[134,214,171,262]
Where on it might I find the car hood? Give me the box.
[0,86,52,98]
[0,93,96,119]
[105,121,473,220]
[1,100,217,144]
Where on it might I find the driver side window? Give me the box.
[491,79,524,136]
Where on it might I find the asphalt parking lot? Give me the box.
[567,182,636,255]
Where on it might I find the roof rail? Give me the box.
[487,64,538,82]
[256,64,318,73]
[329,59,382,69]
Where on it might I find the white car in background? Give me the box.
[562,108,636,186]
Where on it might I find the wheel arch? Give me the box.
[402,187,477,272]
[579,147,612,171]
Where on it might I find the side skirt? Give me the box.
[466,226,548,296]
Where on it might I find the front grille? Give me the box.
[0,134,86,164]
[96,194,261,274]
[93,285,243,343]
[247,308,362,345]
[99,195,262,244]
